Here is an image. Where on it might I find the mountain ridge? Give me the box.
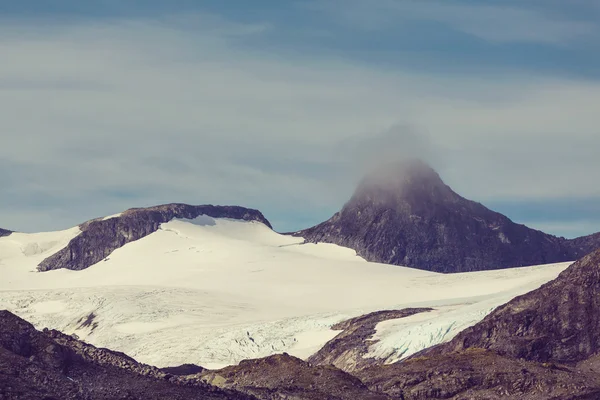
[294,160,600,272]
[37,203,271,272]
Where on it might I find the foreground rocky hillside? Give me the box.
[37,203,271,272]
[295,160,600,272]
[201,354,391,400]
[0,310,253,400]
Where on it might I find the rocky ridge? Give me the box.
[200,353,391,400]
[37,203,271,272]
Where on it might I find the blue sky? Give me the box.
[0,0,599,237]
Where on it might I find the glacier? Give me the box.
[0,216,569,368]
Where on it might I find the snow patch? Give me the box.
[102,213,123,221]
[32,300,67,314]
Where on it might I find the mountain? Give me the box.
[37,203,271,272]
[0,228,11,237]
[295,160,600,273]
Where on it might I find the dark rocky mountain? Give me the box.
[38,203,271,272]
[295,160,600,272]
[0,228,11,237]
[0,310,254,400]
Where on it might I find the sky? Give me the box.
[0,0,599,237]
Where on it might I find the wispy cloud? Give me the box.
[0,11,599,234]
[310,0,597,45]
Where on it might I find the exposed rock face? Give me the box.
[0,310,254,400]
[295,160,600,272]
[357,349,600,400]
[201,353,391,400]
[309,308,432,373]
[423,248,600,364]
[161,363,205,376]
[0,228,11,237]
[38,203,272,272]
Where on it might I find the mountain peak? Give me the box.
[295,163,600,272]
[359,159,441,188]
[351,159,455,211]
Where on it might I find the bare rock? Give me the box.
[357,349,600,400]
[422,248,600,363]
[201,353,391,400]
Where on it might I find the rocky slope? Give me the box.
[0,228,11,237]
[38,203,271,272]
[308,309,432,373]
[295,160,600,272]
[423,247,600,363]
[357,350,600,400]
[0,310,253,400]
[201,353,391,400]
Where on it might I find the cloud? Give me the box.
[310,0,597,45]
[0,13,599,234]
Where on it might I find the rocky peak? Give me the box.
[295,161,600,272]
[355,159,446,196]
[349,159,474,217]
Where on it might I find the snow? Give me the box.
[0,215,570,369]
[0,227,81,286]
[102,213,122,221]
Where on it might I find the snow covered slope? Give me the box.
[0,216,569,369]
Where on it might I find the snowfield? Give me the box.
[0,217,569,368]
